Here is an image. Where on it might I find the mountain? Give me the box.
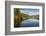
[19,13,39,20]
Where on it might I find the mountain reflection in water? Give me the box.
[20,19,39,27]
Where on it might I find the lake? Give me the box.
[20,19,39,27]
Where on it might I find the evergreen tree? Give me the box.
[14,8,20,15]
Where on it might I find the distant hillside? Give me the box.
[19,13,39,20]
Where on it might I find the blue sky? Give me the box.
[20,8,39,16]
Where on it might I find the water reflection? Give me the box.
[20,19,39,27]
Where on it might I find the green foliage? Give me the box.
[14,8,23,27]
[14,8,20,15]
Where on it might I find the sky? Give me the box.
[20,8,39,16]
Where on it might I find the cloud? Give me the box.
[20,10,39,16]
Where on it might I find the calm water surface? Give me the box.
[20,19,39,27]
